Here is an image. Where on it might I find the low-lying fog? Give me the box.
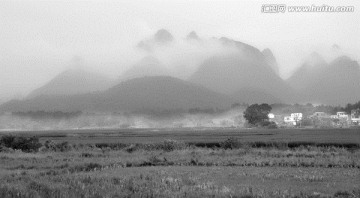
[0,108,246,131]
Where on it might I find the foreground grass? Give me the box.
[1,166,359,198]
[0,140,360,197]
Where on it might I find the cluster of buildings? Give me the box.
[268,109,360,128]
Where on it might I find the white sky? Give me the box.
[0,0,359,100]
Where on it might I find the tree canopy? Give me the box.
[243,103,272,125]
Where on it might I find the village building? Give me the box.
[284,113,303,126]
[350,109,360,125]
[330,112,351,128]
[331,112,349,119]
[310,112,329,118]
[268,113,275,119]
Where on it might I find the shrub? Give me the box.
[220,137,242,149]
[70,163,102,173]
[0,135,15,148]
[133,139,188,152]
[334,191,352,198]
[95,143,128,150]
[124,144,138,153]
[43,140,72,152]
[0,135,42,152]
[154,139,187,152]
[257,121,278,129]
[80,152,94,158]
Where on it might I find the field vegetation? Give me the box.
[0,133,359,198]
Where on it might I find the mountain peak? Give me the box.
[154,29,174,43]
[219,37,233,45]
[186,31,200,40]
[262,48,273,55]
[137,29,174,51]
[330,56,359,71]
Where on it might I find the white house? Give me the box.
[268,113,275,119]
[284,116,296,125]
[291,113,303,121]
[331,112,349,120]
[284,113,303,126]
[351,109,360,124]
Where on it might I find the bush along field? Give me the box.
[0,135,359,198]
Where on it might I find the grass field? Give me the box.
[1,128,360,144]
[0,128,360,197]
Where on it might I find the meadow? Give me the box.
[0,128,359,198]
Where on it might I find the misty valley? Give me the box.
[1,2,360,197]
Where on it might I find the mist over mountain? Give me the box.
[287,52,328,91]
[137,29,174,52]
[0,76,233,113]
[189,37,294,102]
[134,31,239,81]
[287,54,360,105]
[262,48,280,76]
[119,56,171,81]
[217,37,275,72]
[231,88,282,104]
[1,28,358,113]
[27,69,114,99]
[136,34,291,104]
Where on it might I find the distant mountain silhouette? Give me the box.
[231,88,282,104]
[287,54,360,105]
[1,76,234,113]
[186,31,200,41]
[262,48,280,76]
[27,69,114,99]
[119,56,171,81]
[287,52,328,91]
[137,29,174,51]
[218,37,268,66]
[154,29,174,43]
[189,49,293,102]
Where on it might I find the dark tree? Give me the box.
[243,103,272,125]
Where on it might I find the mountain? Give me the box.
[0,76,234,113]
[189,51,293,102]
[286,52,328,91]
[27,69,114,99]
[231,88,282,104]
[218,37,268,66]
[186,31,200,41]
[0,98,5,106]
[137,29,174,51]
[119,56,171,81]
[262,48,280,76]
[102,76,233,111]
[287,54,360,105]
[154,29,174,43]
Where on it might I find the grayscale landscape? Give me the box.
[0,1,359,197]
